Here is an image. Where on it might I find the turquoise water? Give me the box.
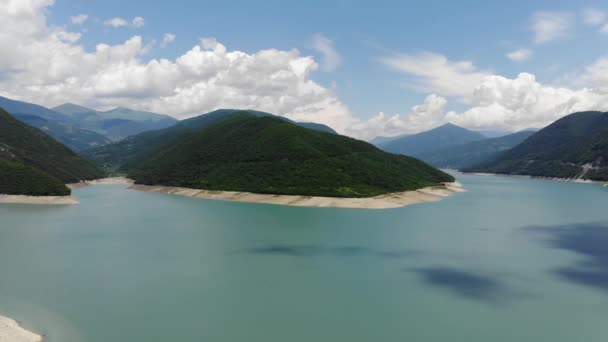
[1,173,608,341]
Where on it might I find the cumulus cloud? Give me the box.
[533,11,572,43]
[362,50,608,140]
[104,16,145,28]
[162,33,176,46]
[0,0,357,135]
[381,52,489,98]
[311,33,341,72]
[583,8,606,26]
[507,48,532,62]
[70,13,88,25]
[3,0,608,142]
[132,16,145,28]
[104,17,128,27]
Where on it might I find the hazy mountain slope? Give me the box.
[381,123,485,157]
[15,114,111,151]
[126,113,454,197]
[465,111,608,180]
[418,130,536,169]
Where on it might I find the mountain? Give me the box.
[52,103,96,116]
[0,108,106,195]
[53,103,179,141]
[0,95,70,122]
[417,130,536,169]
[0,96,112,150]
[83,109,338,168]
[14,113,111,151]
[125,112,454,198]
[465,111,608,181]
[381,123,486,157]
[369,134,410,147]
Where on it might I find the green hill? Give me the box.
[0,107,106,195]
[0,160,70,196]
[417,130,536,169]
[465,112,608,181]
[381,123,485,157]
[126,113,454,198]
[83,109,338,168]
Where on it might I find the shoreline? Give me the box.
[67,176,134,189]
[0,315,43,342]
[129,182,465,209]
[0,195,78,205]
[462,171,608,187]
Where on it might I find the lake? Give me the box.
[1,173,607,341]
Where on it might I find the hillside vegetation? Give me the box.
[465,111,608,180]
[83,109,337,168]
[126,113,454,198]
[0,107,106,195]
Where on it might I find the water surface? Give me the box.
[1,173,607,341]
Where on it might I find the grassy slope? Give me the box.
[0,108,106,184]
[465,112,608,180]
[127,114,454,198]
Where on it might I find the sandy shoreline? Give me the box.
[0,315,42,342]
[67,176,134,189]
[465,172,608,187]
[129,182,465,209]
[0,195,78,205]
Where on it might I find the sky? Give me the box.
[2,0,608,140]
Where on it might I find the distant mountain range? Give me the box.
[51,103,179,141]
[0,108,106,196]
[124,111,454,197]
[417,130,536,169]
[465,111,608,181]
[380,123,486,158]
[0,96,178,151]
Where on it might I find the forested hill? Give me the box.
[0,107,106,195]
[465,111,608,181]
[126,113,454,198]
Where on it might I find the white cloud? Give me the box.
[70,14,88,25]
[507,48,532,62]
[162,33,176,46]
[3,0,608,142]
[311,33,341,72]
[0,0,356,136]
[132,16,145,28]
[103,16,145,28]
[104,17,128,27]
[533,11,572,43]
[381,52,489,98]
[583,8,606,26]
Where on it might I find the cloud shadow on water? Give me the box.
[245,244,417,259]
[410,267,512,303]
[526,222,608,292]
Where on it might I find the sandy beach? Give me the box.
[0,316,42,342]
[130,182,464,209]
[0,195,79,205]
[67,176,134,189]
[467,172,608,186]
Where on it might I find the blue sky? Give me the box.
[3,0,608,139]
